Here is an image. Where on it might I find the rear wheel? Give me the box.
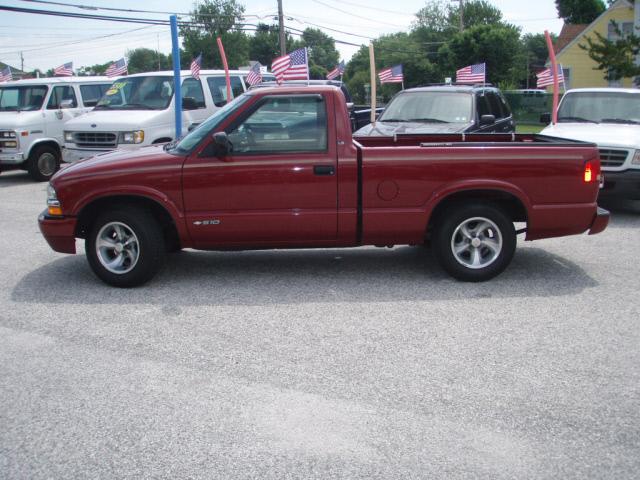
[433,203,516,282]
[85,207,165,287]
[27,145,60,181]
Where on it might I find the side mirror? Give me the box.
[214,100,227,108]
[212,131,232,159]
[182,97,199,110]
[540,113,551,125]
[60,99,75,110]
[480,114,495,125]
[346,102,354,111]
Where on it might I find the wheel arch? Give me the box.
[74,194,182,250]
[426,187,529,239]
[27,138,62,159]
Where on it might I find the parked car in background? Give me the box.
[354,84,515,136]
[39,85,607,287]
[62,70,275,163]
[0,76,113,181]
[541,88,640,200]
[250,79,384,131]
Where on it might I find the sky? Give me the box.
[0,0,564,72]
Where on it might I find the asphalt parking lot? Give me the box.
[1,169,639,479]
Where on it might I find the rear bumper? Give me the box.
[599,170,640,200]
[588,207,609,235]
[38,210,77,254]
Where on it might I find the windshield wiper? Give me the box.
[557,116,598,123]
[600,118,640,125]
[117,103,157,110]
[379,118,409,122]
[406,118,449,123]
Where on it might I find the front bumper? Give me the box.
[62,147,110,163]
[588,207,609,235]
[599,170,640,200]
[0,151,25,165]
[38,209,77,254]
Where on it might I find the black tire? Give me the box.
[432,203,516,282]
[27,145,60,182]
[85,207,165,287]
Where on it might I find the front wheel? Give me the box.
[433,204,516,282]
[27,145,60,181]
[85,207,165,287]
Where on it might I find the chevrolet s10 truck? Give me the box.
[39,85,609,287]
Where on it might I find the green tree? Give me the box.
[521,33,557,88]
[126,48,170,74]
[438,24,524,86]
[580,23,640,81]
[301,28,340,72]
[449,0,504,29]
[555,0,606,24]
[249,24,299,66]
[179,0,250,69]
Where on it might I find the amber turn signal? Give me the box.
[48,205,63,216]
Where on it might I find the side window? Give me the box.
[497,92,511,117]
[486,92,505,119]
[227,95,328,155]
[207,76,244,106]
[79,84,111,107]
[181,78,206,109]
[476,94,491,118]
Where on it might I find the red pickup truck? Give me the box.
[39,86,609,287]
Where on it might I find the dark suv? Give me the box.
[354,84,515,136]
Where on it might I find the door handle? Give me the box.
[313,165,335,176]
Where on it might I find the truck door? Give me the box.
[182,93,338,247]
[44,85,81,145]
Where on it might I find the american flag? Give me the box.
[537,65,565,88]
[105,57,127,77]
[271,48,309,83]
[54,62,74,77]
[327,61,345,80]
[456,63,486,84]
[0,66,12,82]
[246,62,263,86]
[190,53,202,80]
[378,64,403,84]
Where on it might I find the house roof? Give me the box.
[554,24,589,54]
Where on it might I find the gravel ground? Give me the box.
[0,169,638,479]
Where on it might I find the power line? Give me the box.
[309,0,408,28]
[307,0,414,17]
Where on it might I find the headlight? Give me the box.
[1,131,16,138]
[46,184,62,216]
[3,141,17,148]
[632,150,640,166]
[64,131,74,142]
[119,130,145,144]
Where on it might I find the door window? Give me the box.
[227,95,328,155]
[181,78,206,109]
[476,94,491,118]
[486,92,505,119]
[207,76,244,106]
[47,85,77,109]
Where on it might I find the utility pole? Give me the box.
[277,0,286,56]
[20,51,24,72]
[459,0,465,32]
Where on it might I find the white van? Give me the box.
[63,69,275,163]
[541,88,640,200]
[0,76,114,181]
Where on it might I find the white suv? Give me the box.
[0,76,114,181]
[62,70,275,163]
[541,88,640,200]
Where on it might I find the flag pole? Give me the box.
[170,15,182,139]
[369,42,376,125]
[545,30,559,125]
[217,37,232,104]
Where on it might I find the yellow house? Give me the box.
[550,0,635,90]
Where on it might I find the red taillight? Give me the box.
[584,162,593,183]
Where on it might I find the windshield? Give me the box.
[0,85,48,112]
[379,91,472,123]
[96,76,174,110]
[558,91,640,124]
[170,94,251,154]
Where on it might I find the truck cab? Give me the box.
[62,70,276,163]
[541,88,640,199]
[0,76,113,181]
